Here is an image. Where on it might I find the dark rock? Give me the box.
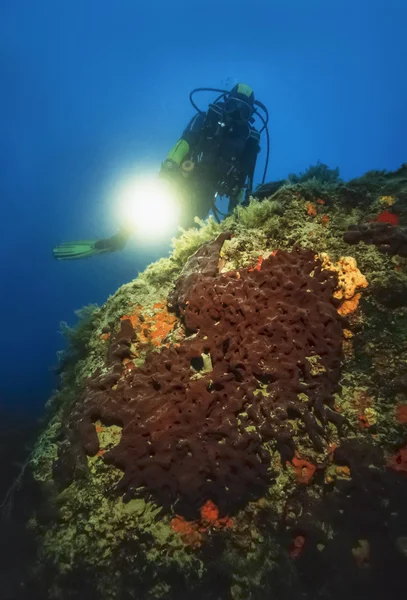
[52,435,89,490]
[168,232,232,312]
[344,222,407,256]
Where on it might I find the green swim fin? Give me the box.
[52,240,104,260]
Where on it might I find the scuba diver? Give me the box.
[53,83,270,260]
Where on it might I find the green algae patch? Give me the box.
[305,355,326,376]
[38,449,202,583]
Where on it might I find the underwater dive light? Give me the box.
[117,175,181,242]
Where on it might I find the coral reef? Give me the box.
[7,163,407,600]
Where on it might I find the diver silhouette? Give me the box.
[53,83,270,260]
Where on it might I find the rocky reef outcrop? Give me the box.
[4,164,407,600]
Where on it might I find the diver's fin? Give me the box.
[52,240,100,260]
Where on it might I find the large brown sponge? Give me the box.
[75,243,346,516]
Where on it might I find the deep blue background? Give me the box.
[0,0,405,415]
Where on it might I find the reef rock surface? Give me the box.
[4,164,407,600]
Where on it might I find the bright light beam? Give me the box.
[117,176,182,242]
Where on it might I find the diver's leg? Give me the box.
[94,228,130,252]
[227,188,245,214]
[53,228,130,260]
[178,179,216,229]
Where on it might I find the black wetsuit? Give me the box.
[181,101,260,214]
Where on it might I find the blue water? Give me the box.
[0,0,406,416]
